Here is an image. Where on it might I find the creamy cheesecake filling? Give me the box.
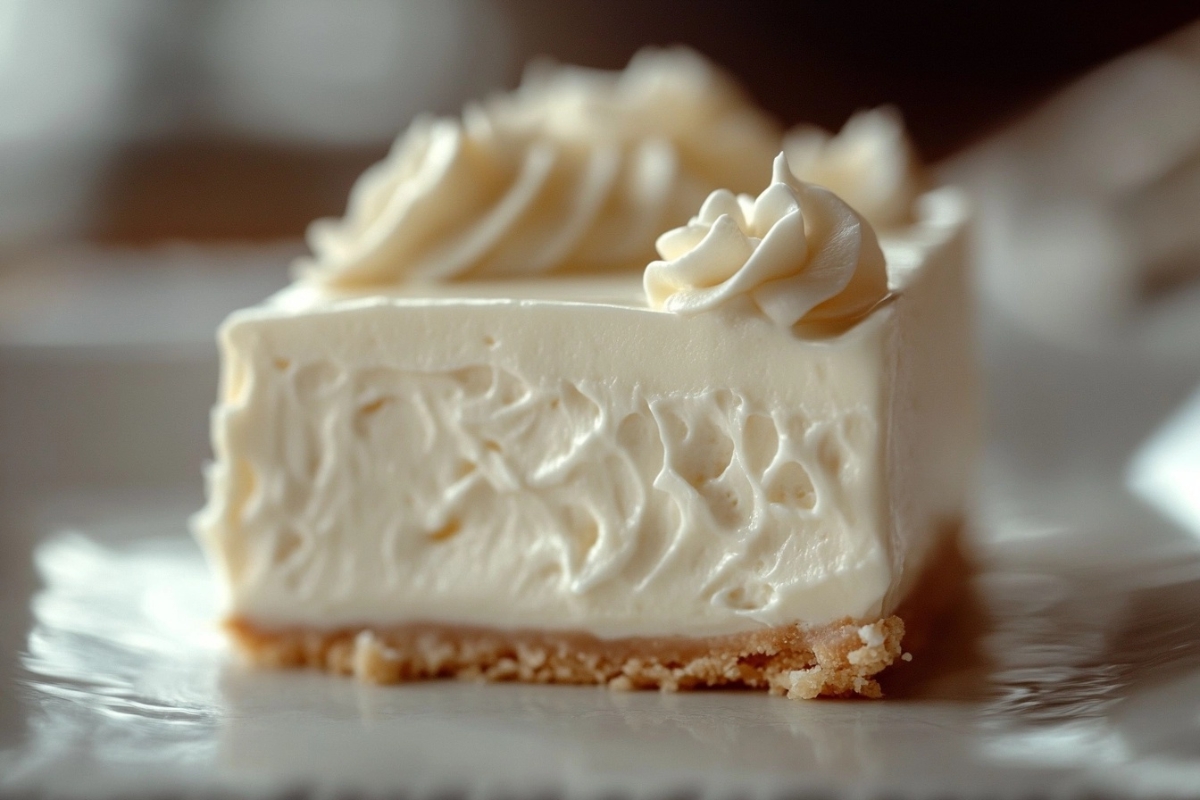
[194,189,971,640]
[199,298,890,637]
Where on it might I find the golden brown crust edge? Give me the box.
[222,523,967,700]
[225,615,905,700]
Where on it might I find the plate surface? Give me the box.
[2,258,1200,798]
[2,484,1200,799]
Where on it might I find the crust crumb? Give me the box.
[226,615,906,700]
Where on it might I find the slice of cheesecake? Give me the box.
[195,49,975,699]
[194,182,972,699]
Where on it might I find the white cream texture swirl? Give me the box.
[644,153,888,327]
[297,48,780,286]
[784,107,925,230]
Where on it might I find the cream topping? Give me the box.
[784,107,925,229]
[296,48,780,287]
[644,153,888,327]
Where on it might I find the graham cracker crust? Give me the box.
[225,523,965,700]
[226,616,905,700]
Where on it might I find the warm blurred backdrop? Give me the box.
[0,0,1196,249]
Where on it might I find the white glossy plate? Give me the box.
[2,256,1200,798]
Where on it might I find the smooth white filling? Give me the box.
[194,190,972,638]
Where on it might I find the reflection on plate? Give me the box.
[3,496,1200,798]
[1129,384,1200,539]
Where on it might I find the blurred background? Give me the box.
[0,0,1194,246]
[0,0,1199,522]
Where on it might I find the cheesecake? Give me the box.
[195,49,975,699]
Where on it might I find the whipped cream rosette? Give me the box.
[784,108,925,230]
[297,48,780,287]
[644,153,888,327]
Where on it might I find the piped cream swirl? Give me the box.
[297,48,780,287]
[784,107,925,230]
[644,153,887,327]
